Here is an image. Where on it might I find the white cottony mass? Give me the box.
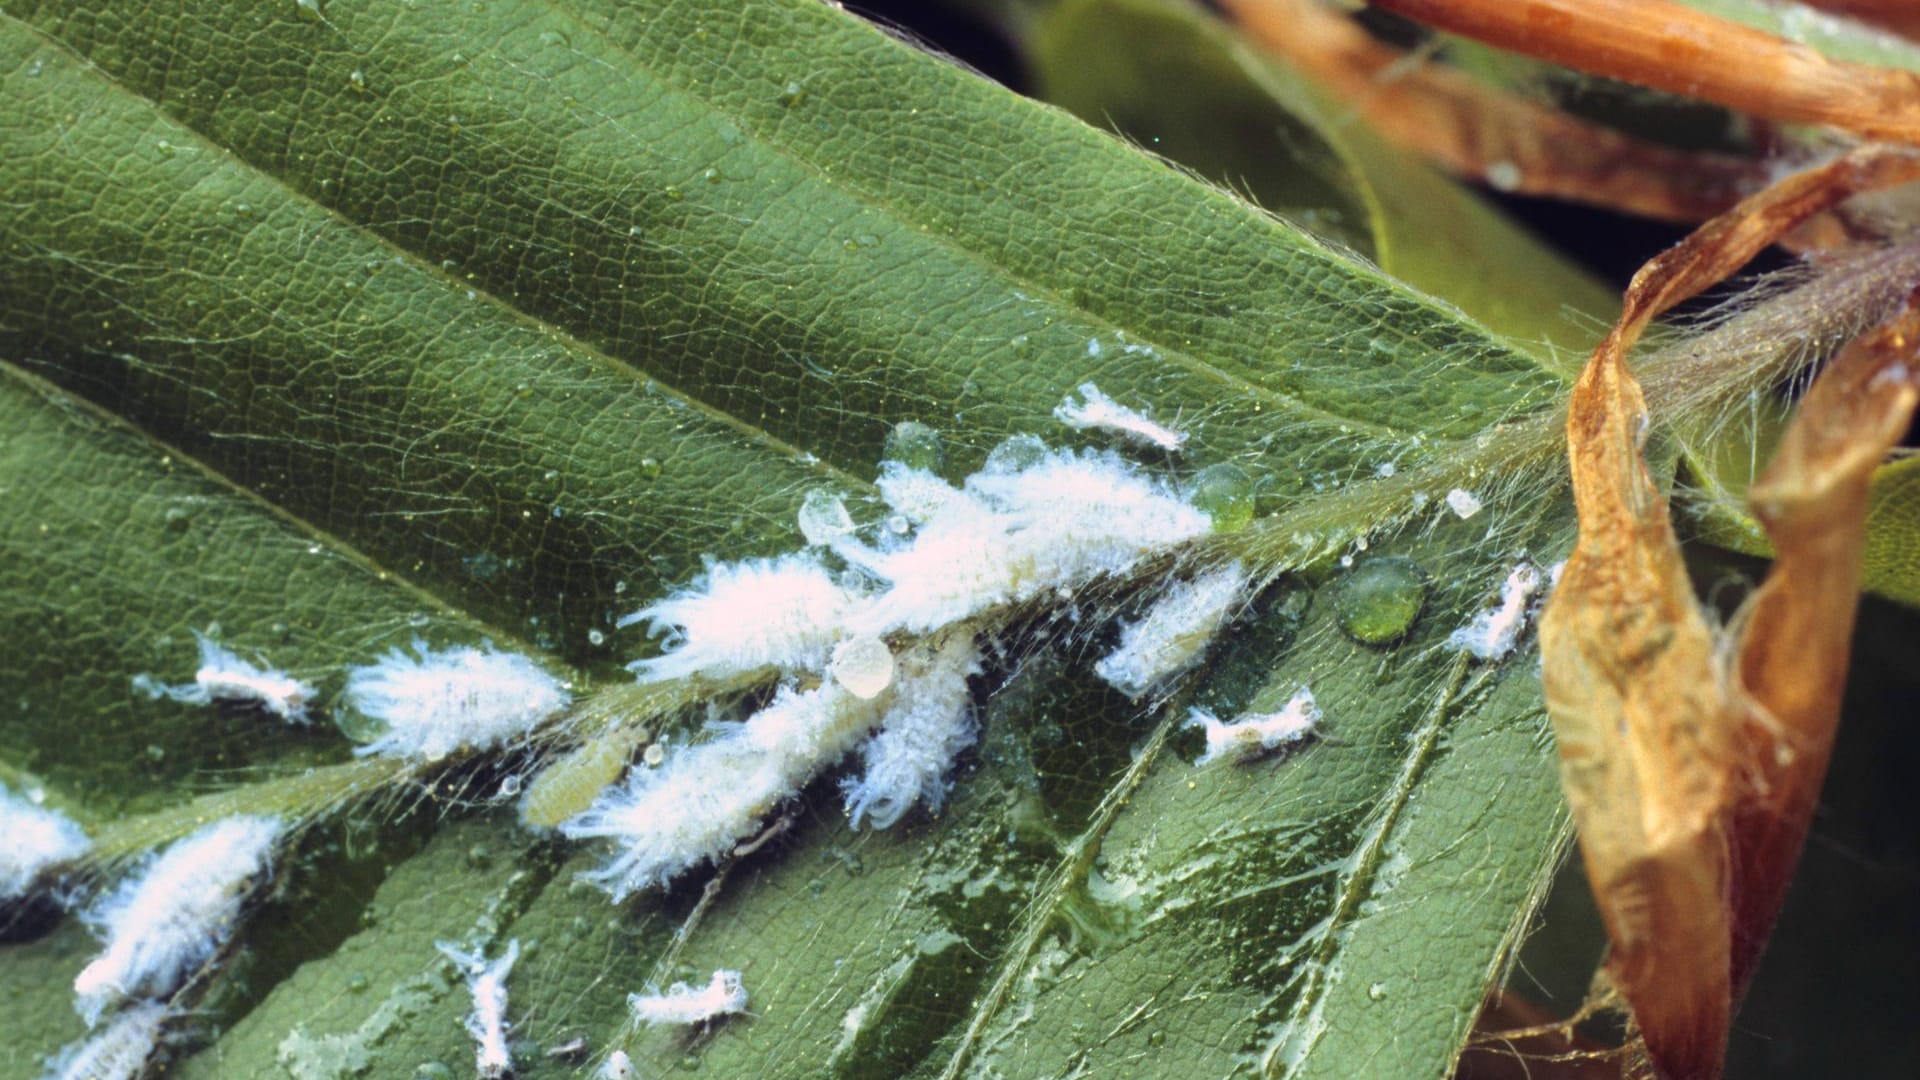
[132,630,317,723]
[344,640,569,760]
[73,816,282,1026]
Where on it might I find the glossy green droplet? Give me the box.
[332,706,391,746]
[1333,556,1426,645]
[1188,463,1255,532]
[882,421,943,473]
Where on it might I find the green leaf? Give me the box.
[0,1,1742,1076]
[1023,0,1618,360]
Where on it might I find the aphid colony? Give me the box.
[9,382,1558,1076]
[557,388,1277,903]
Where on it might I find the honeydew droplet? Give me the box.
[642,742,666,767]
[333,705,392,746]
[829,636,895,699]
[1333,556,1427,645]
[882,421,944,472]
[798,488,856,545]
[1187,463,1255,532]
[984,433,1047,473]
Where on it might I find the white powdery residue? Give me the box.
[74,815,282,1026]
[1444,488,1483,519]
[1446,562,1543,661]
[629,969,749,1027]
[1051,382,1187,452]
[436,938,520,1079]
[620,554,854,682]
[847,447,1210,635]
[346,640,569,761]
[1094,561,1247,700]
[42,998,170,1080]
[1187,687,1320,765]
[131,630,317,724]
[562,682,884,899]
[0,783,90,899]
[843,633,982,829]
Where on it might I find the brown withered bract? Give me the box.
[1540,147,1920,1079]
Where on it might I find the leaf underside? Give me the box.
[0,2,1589,1077]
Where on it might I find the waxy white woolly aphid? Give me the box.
[620,554,856,682]
[1052,382,1187,452]
[41,998,170,1080]
[1187,687,1321,765]
[562,682,885,899]
[843,448,1210,635]
[344,640,569,761]
[1446,562,1544,661]
[131,630,317,723]
[73,815,281,1026]
[0,783,91,899]
[843,634,981,829]
[629,969,749,1027]
[599,1050,637,1079]
[436,938,520,1078]
[1094,561,1248,700]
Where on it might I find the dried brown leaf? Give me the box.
[1220,0,1763,222]
[1373,0,1920,146]
[1539,145,1920,1079]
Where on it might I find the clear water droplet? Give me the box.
[984,433,1047,473]
[798,489,855,545]
[1188,463,1255,532]
[333,707,391,746]
[882,420,943,472]
[1333,556,1427,645]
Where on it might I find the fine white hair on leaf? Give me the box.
[1446,562,1544,661]
[1052,382,1187,452]
[1094,561,1248,700]
[436,938,520,1079]
[620,554,855,682]
[0,782,91,900]
[73,815,282,1027]
[344,639,569,761]
[629,969,749,1027]
[1187,687,1321,765]
[42,998,171,1080]
[131,630,317,724]
[843,633,982,830]
[842,447,1210,635]
[561,682,885,900]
